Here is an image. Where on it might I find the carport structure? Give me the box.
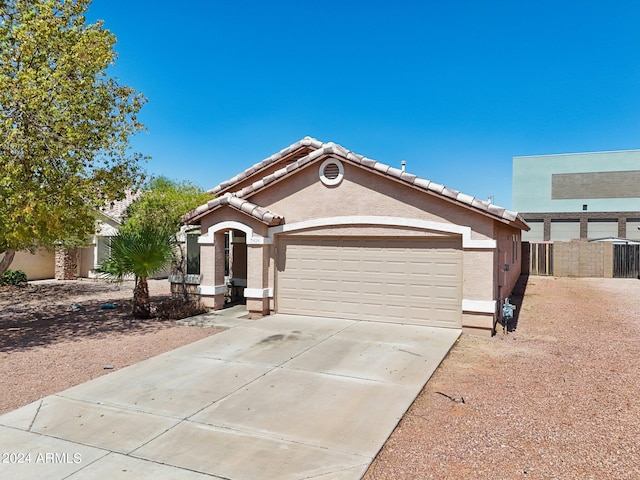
[184,137,529,336]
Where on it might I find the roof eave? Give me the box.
[187,139,529,231]
[182,197,284,227]
[209,136,324,196]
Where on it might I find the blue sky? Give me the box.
[88,0,640,209]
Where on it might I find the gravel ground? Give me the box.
[364,276,640,479]
[2,276,639,479]
[0,278,221,415]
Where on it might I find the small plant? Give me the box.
[0,269,28,286]
[97,226,174,319]
[155,297,208,320]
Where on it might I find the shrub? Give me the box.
[155,297,208,320]
[0,269,28,286]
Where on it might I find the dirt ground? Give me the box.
[364,276,640,479]
[0,278,221,415]
[1,276,639,479]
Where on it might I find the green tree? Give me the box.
[0,0,146,274]
[123,176,212,299]
[123,176,212,237]
[98,227,173,318]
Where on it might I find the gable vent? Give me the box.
[319,159,344,186]
[323,162,340,180]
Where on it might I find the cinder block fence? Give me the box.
[523,241,638,278]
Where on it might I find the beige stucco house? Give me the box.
[184,137,529,336]
[9,191,140,280]
[77,191,142,279]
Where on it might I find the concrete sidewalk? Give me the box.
[0,314,460,479]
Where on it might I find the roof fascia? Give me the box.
[186,140,529,231]
[226,149,529,231]
[210,137,324,196]
[185,198,283,226]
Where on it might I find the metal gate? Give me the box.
[528,242,554,276]
[613,244,640,278]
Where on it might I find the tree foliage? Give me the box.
[123,176,212,237]
[99,178,211,312]
[0,0,146,272]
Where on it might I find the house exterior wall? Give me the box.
[457,222,522,335]
[252,161,496,240]
[230,235,247,280]
[254,161,506,335]
[195,158,523,336]
[78,244,95,278]
[494,222,523,297]
[11,250,55,280]
[197,208,269,309]
[199,207,269,240]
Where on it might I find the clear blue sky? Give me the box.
[88,0,640,209]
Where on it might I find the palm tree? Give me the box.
[98,227,174,318]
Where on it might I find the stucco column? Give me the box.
[198,231,226,309]
[245,243,271,317]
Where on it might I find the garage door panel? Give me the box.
[277,236,462,328]
[319,259,341,271]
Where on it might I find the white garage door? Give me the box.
[587,220,618,239]
[277,236,462,328]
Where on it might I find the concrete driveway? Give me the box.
[0,314,460,479]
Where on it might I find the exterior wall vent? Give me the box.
[319,159,344,186]
[323,162,340,179]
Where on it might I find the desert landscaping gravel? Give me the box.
[0,279,221,415]
[1,276,639,479]
[365,276,640,479]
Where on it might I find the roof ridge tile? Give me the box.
[208,136,325,194]
[373,162,390,174]
[188,138,528,229]
[427,181,445,194]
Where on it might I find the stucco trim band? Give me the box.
[198,221,272,245]
[462,299,497,314]
[244,288,273,299]
[268,216,496,249]
[197,285,226,295]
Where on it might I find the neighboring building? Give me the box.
[184,137,529,336]
[513,150,640,242]
[76,191,142,278]
[8,191,141,280]
[10,249,56,280]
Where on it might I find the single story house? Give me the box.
[184,137,529,336]
[9,191,140,280]
[79,191,143,278]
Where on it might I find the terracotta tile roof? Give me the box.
[185,138,528,229]
[187,193,284,226]
[210,136,324,195]
[100,191,141,223]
